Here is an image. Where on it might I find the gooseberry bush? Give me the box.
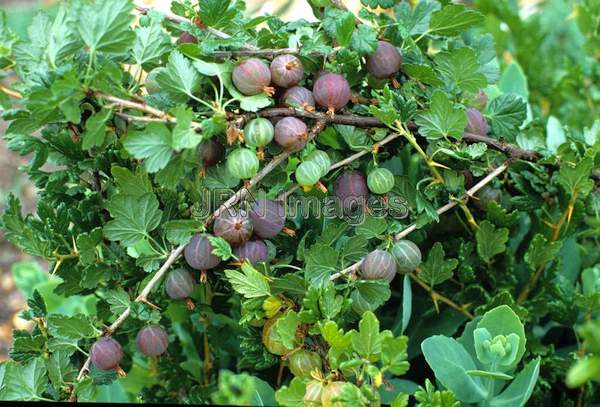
[0,0,599,405]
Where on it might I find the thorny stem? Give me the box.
[396,121,445,185]
[408,270,474,320]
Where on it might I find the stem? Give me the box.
[397,122,444,185]
[0,84,23,99]
[408,271,474,320]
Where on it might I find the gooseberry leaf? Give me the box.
[435,48,487,93]
[476,220,509,263]
[155,51,201,103]
[224,263,271,298]
[415,91,467,140]
[275,377,306,407]
[428,4,484,36]
[484,94,527,140]
[0,358,49,401]
[76,0,135,54]
[419,242,458,287]
[123,123,173,173]
[524,234,562,270]
[103,193,163,246]
[131,21,171,66]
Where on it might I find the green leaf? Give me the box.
[557,157,595,196]
[428,4,484,36]
[46,5,81,68]
[435,48,487,93]
[484,94,527,139]
[131,22,171,66]
[77,0,135,54]
[402,63,443,86]
[207,236,233,261]
[319,283,344,320]
[272,310,300,349]
[162,219,203,245]
[415,90,467,140]
[275,377,306,407]
[476,220,509,262]
[335,125,371,151]
[305,243,339,287]
[47,314,98,340]
[82,108,112,150]
[350,280,391,315]
[0,358,49,401]
[105,288,131,315]
[47,337,80,354]
[351,24,377,55]
[350,311,383,361]
[421,336,488,403]
[111,166,153,196]
[46,351,77,387]
[320,320,352,349]
[341,235,369,264]
[361,0,395,9]
[199,0,239,29]
[355,215,387,239]
[395,1,440,36]
[224,263,271,298]
[155,51,201,103]
[524,234,563,270]
[382,336,410,375]
[171,105,202,151]
[103,193,163,246]
[490,358,540,407]
[76,228,102,266]
[123,122,173,173]
[334,12,356,48]
[419,242,458,287]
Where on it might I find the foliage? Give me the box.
[0,0,598,405]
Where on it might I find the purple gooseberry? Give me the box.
[333,171,369,212]
[198,139,225,167]
[232,58,274,96]
[213,209,253,245]
[233,239,269,264]
[464,108,489,137]
[178,32,197,44]
[136,325,169,356]
[474,89,488,110]
[280,86,315,110]
[361,250,397,282]
[165,268,195,299]
[274,117,308,151]
[313,73,351,114]
[90,337,123,371]
[270,54,304,88]
[184,234,221,271]
[250,199,286,239]
[366,41,402,79]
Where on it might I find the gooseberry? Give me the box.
[391,240,422,273]
[232,58,273,96]
[233,239,269,264]
[178,32,197,44]
[281,86,315,110]
[136,325,168,356]
[261,317,295,356]
[304,381,325,406]
[213,209,253,245]
[244,118,274,149]
[296,161,323,187]
[274,117,308,151]
[464,108,489,137]
[90,337,123,371]
[184,234,221,270]
[198,139,225,167]
[361,249,397,282]
[321,381,345,407]
[165,268,195,299]
[288,349,322,378]
[367,167,395,194]
[474,186,502,211]
[306,150,331,175]
[249,199,286,239]
[313,73,351,113]
[270,54,304,88]
[226,148,260,179]
[333,171,369,212]
[366,41,402,79]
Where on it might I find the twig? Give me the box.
[329,162,511,280]
[0,84,22,99]
[211,48,300,58]
[239,107,384,127]
[95,92,175,122]
[408,271,474,320]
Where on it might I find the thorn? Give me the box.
[263,86,275,97]
[115,366,127,378]
[140,297,161,310]
[304,104,316,112]
[199,166,206,177]
[543,220,557,229]
[315,181,328,193]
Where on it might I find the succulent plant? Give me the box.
[333,171,369,212]
[250,199,286,239]
[90,337,123,371]
[165,268,196,299]
[213,209,253,245]
[270,54,304,88]
[313,73,351,113]
[281,86,315,110]
[233,239,269,264]
[391,240,422,273]
[361,249,397,282]
[226,148,260,179]
[244,118,274,149]
[198,139,225,167]
[367,167,395,194]
[232,58,273,96]
[137,325,169,356]
[184,234,221,270]
[274,117,309,151]
[366,40,402,79]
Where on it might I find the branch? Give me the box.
[0,84,22,99]
[329,161,511,281]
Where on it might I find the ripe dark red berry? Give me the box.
[366,41,402,79]
[198,139,225,167]
[213,209,253,245]
[274,117,309,151]
[233,239,268,264]
[270,54,304,88]
[333,171,369,212]
[90,337,123,371]
[165,268,195,299]
[464,108,489,137]
[178,32,197,44]
[137,325,168,356]
[184,234,221,270]
[250,199,286,239]
[361,249,397,282]
[280,86,315,110]
[313,73,351,113]
[232,58,273,96]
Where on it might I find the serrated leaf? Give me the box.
[224,263,271,298]
[46,351,77,387]
[415,90,467,140]
[77,0,135,54]
[557,157,595,196]
[105,288,131,315]
[207,236,233,261]
[163,219,203,245]
[350,311,383,361]
[382,336,410,375]
[428,4,484,36]
[47,314,98,340]
[0,358,49,401]
[524,234,563,270]
[350,280,391,315]
[111,166,153,196]
[355,215,387,239]
[123,122,173,173]
[305,243,339,288]
[435,48,487,93]
[275,377,306,407]
[402,63,443,86]
[419,242,458,287]
[476,220,509,262]
[199,0,239,29]
[351,24,377,55]
[82,108,112,150]
[484,94,527,140]
[155,51,201,103]
[272,310,300,349]
[171,105,202,151]
[131,22,171,66]
[103,193,163,246]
